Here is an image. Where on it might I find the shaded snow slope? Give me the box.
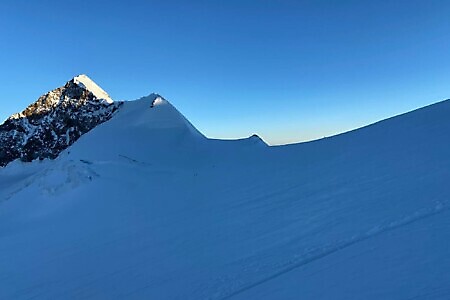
[1,97,450,299]
[63,94,207,166]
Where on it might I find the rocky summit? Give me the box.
[0,75,121,167]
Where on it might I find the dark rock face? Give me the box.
[0,78,122,167]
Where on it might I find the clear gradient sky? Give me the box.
[1,0,450,145]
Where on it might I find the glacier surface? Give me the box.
[1,93,450,299]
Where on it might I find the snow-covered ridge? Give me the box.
[61,94,207,164]
[73,74,113,104]
[2,95,450,299]
[0,76,211,168]
[2,75,450,299]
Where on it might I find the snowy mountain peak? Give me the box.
[120,94,204,134]
[249,134,267,145]
[0,76,121,167]
[63,93,207,164]
[150,96,167,108]
[72,74,113,104]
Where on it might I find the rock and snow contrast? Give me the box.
[72,74,113,104]
[1,76,450,299]
[0,75,120,167]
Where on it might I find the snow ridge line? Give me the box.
[218,201,448,300]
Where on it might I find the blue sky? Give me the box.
[1,0,449,144]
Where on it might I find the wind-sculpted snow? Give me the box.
[1,85,450,299]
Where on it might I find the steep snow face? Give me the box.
[63,94,207,165]
[73,74,113,104]
[2,91,450,299]
[0,77,121,167]
[128,95,202,132]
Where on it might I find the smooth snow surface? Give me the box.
[73,74,113,103]
[1,97,450,299]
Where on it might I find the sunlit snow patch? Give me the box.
[73,74,113,104]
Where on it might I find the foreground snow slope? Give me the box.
[1,96,450,299]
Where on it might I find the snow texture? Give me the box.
[1,81,450,299]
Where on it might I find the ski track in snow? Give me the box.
[3,83,450,299]
[218,201,448,300]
